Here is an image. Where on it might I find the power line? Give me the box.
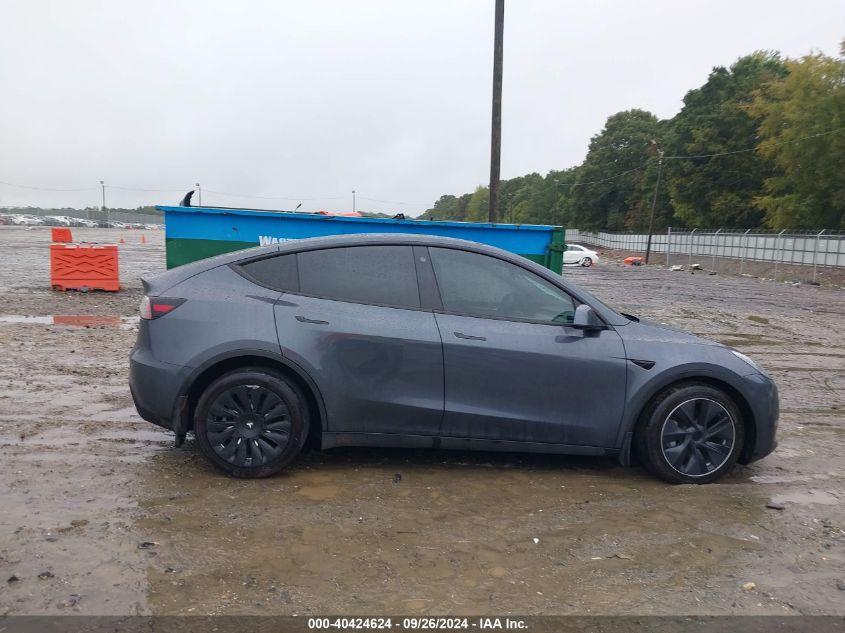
[0,179,95,192]
[2,125,842,207]
[560,165,648,188]
[105,185,188,193]
[357,195,430,206]
[663,126,845,159]
[203,189,347,202]
[555,124,845,189]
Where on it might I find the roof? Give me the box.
[274,232,496,253]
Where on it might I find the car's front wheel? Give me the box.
[635,382,744,484]
[194,368,309,478]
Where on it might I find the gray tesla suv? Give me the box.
[129,233,778,483]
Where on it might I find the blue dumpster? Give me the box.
[159,205,565,272]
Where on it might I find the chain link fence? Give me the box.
[2,208,163,225]
[568,228,845,286]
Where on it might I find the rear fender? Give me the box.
[174,348,328,434]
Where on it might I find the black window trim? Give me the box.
[231,241,610,325]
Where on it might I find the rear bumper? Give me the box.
[129,345,189,431]
[740,372,779,463]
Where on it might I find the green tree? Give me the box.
[565,109,663,230]
[664,52,788,228]
[749,43,845,229]
[419,193,471,221]
[464,186,490,222]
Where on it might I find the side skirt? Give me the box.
[321,432,615,458]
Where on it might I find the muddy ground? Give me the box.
[0,226,843,616]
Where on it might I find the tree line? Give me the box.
[419,42,845,231]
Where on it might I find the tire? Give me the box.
[194,367,310,478]
[634,382,744,484]
[580,257,593,267]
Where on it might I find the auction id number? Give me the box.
[308,618,471,630]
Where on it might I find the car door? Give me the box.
[427,247,627,448]
[563,245,582,265]
[261,245,444,437]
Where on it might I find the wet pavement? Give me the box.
[0,226,843,615]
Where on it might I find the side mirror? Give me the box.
[572,304,604,329]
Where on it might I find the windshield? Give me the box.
[564,281,633,326]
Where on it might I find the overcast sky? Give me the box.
[1,0,843,215]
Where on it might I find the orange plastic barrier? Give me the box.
[623,256,644,266]
[51,227,73,243]
[50,243,120,292]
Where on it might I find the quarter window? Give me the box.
[298,245,421,309]
[429,247,576,323]
[239,254,299,291]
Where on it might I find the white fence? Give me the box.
[11,208,164,225]
[568,228,845,271]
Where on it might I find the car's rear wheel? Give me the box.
[194,368,309,478]
[635,382,744,484]
[580,257,593,267]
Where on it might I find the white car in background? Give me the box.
[563,243,600,267]
[45,215,73,226]
[10,214,45,226]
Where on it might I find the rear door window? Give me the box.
[298,245,421,309]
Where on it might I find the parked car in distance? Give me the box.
[97,220,126,228]
[9,214,45,226]
[564,243,600,267]
[44,215,73,226]
[130,234,778,484]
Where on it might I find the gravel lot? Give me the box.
[0,226,843,616]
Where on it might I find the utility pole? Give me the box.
[352,190,356,214]
[644,149,664,264]
[488,0,504,223]
[196,182,202,207]
[100,180,109,226]
[552,178,561,227]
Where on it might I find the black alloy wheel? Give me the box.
[636,382,745,484]
[660,398,735,477]
[194,368,309,478]
[206,384,292,468]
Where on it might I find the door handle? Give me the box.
[295,315,330,325]
[454,331,486,341]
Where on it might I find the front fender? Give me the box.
[614,360,756,450]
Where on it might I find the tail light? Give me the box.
[140,296,185,320]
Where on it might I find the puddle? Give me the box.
[769,489,840,506]
[0,314,139,329]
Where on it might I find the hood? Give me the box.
[616,319,724,347]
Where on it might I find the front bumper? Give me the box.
[129,345,189,431]
[739,372,779,463]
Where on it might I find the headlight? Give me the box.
[731,349,764,374]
